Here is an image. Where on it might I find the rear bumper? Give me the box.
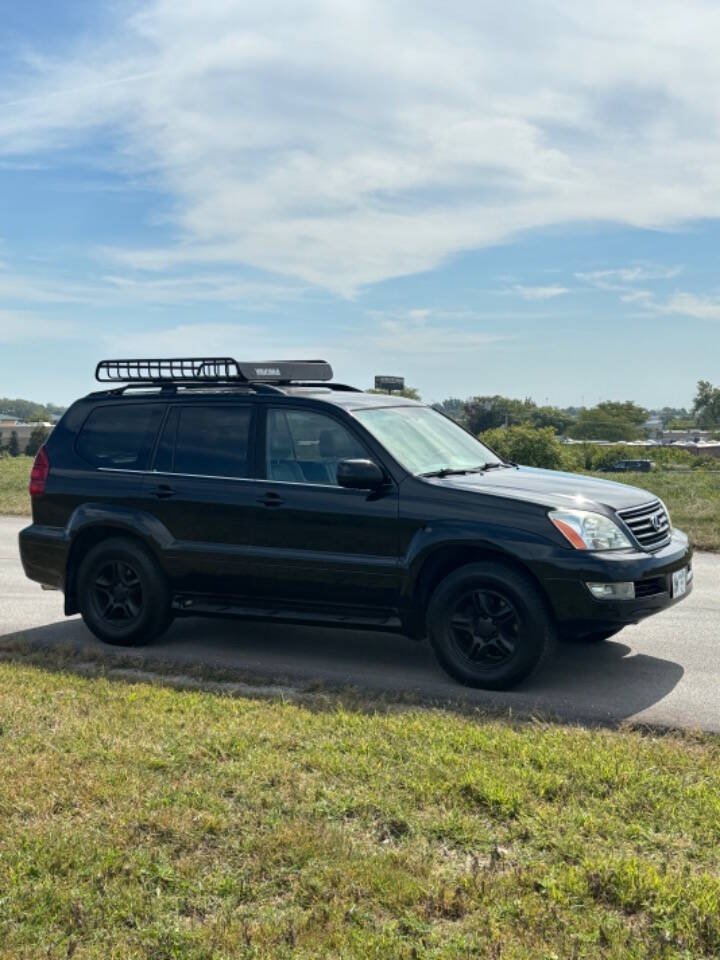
[538,529,693,632]
[19,523,69,590]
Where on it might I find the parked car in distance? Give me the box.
[601,459,655,473]
[20,357,693,690]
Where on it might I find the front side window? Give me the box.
[77,403,165,470]
[159,405,252,478]
[354,405,502,476]
[266,408,367,485]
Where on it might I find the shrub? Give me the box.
[480,426,566,470]
[25,426,50,457]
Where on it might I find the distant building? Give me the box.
[660,428,715,444]
[0,420,54,451]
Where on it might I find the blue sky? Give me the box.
[2,0,720,408]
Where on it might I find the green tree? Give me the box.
[480,425,566,470]
[568,401,648,441]
[0,398,61,422]
[368,386,421,401]
[658,406,692,426]
[528,405,575,434]
[693,380,720,428]
[25,426,50,457]
[7,431,20,457]
[464,395,535,433]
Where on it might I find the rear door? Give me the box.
[143,402,264,599]
[250,404,402,614]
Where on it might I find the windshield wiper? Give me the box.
[419,462,516,478]
[419,465,487,478]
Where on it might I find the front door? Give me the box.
[251,405,402,615]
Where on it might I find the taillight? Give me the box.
[29,446,49,497]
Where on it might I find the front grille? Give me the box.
[618,500,671,550]
[634,576,666,598]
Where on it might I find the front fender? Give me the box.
[400,519,562,616]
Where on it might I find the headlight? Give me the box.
[549,509,632,551]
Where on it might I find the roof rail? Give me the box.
[95,357,334,385]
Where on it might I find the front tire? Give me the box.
[427,562,556,689]
[77,537,171,646]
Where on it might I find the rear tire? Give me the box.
[77,537,171,646]
[427,562,556,689]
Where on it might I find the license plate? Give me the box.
[672,568,687,598]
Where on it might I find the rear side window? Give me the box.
[76,404,165,470]
[158,405,252,478]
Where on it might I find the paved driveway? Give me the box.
[2,516,718,730]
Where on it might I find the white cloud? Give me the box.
[367,313,511,354]
[0,262,305,307]
[3,3,720,292]
[619,289,653,303]
[651,292,720,321]
[575,265,683,290]
[512,284,569,300]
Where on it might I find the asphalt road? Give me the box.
[2,515,719,731]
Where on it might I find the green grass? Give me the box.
[1,655,720,959]
[588,470,720,552]
[0,455,32,515]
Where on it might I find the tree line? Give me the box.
[369,380,719,441]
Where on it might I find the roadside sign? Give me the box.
[374,375,405,392]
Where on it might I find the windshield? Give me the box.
[354,405,503,476]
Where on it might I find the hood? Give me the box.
[424,466,656,512]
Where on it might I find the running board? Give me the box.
[171,595,403,631]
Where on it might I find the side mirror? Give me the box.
[336,458,387,490]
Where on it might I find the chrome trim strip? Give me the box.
[97,467,348,489]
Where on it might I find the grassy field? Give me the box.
[0,654,719,959]
[0,455,32,515]
[588,470,720,552]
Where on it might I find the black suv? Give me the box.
[20,357,693,689]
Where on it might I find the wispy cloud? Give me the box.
[512,284,569,301]
[0,262,306,308]
[575,265,683,290]
[368,314,511,355]
[3,3,720,292]
[650,292,720,321]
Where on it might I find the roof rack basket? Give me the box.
[95,357,334,385]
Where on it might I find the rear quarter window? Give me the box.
[76,403,165,470]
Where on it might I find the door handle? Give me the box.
[257,492,285,507]
[153,484,176,499]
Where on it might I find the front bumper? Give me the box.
[538,529,693,631]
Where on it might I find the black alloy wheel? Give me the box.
[77,536,171,646]
[447,588,519,668]
[91,559,143,625]
[427,562,556,689]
